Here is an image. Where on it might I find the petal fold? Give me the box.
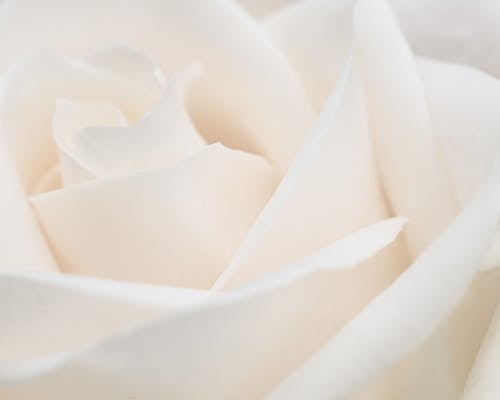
[0,0,315,173]
[463,303,500,400]
[67,65,206,179]
[0,218,403,399]
[0,269,211,366]
[266,163,500,400]
[31,144,278,289]
[263,0,355,108]
[355,0,459,256]
[214,56,407,290]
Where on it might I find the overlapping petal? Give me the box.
[0,49,161,271]
[0,51,158,193]
[214,56,407,290]
[31,144,278,288]
[418,58,500,206]
[0,0,315,173]
[389,0,500,79]
[0,1,497,399]
[354,0,459,256]
[52,98,126,185]
[267,160,500,400]
[263,0,355,108]
[0,269,211,365]
[237,0,299,18]
[463,304,500,399]
[0,218,405,399]
[66,65,206,180]
[0,144,57,271]
[265,0,459,257]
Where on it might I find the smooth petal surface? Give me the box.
[355,0,458,256]
[352,268,500,400]
[0,218,404,399]
[29,164,61,195]
[83,44,167,94]
[0,269,211,366]
[0,50,159,271]
[0,51,157,193]
[214,57,407,290]
[267,163,500,400]
[263,0,355,108]
[418,57,500,206]
[67,65,206,179]
[0,144,57,271]
[237,0,299,17]
[345,22,500,399]
[0,0,315,173]
[463,303,500,400]
[52,99,126,186]
[31,144,278,289]
[389,0,500,79]
[418,56,500,270]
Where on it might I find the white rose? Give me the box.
[0,0,499,399]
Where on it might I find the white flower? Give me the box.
[0,0,498,398]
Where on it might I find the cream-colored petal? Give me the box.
[348,54,500,400]
[215,57,407,290]
[237,0,299,17]
[418,58,500,206]
[0,269,211,364]
[389,0,500,79]
[445,269,500,392]
[353,268,500,400]
[0,145,57,271]
[68,66,206,178]
[0,47,163,271]
[483,236,500,271]
[266,163,500,400]
[263,0,355,109]
[31,144,278,289]
[463,303,500,399]
[0,218,404,399]
[418,57,500,271]
[0,0,314,174]
[0,51,157,193]
[355,0,459,257]
[53,98,126,186]
[29,164,61,196]
[83,44,166,94]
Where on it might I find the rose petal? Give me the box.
[0,46,166,272]
[0,145,57,271]
[389,0,500,79]
[31,144,278,289]
[355,0,459,256]
[352,268,500,399]
[0,51,158,193]
[266,162,500,400]
[463,303,500,399]
[237,0,299,18]
[214,56,407,290]
[83,44,167,94]
[67,65,206,179]
[263,0,355,108]
[0,217,404,399]
[52,98,126,186]
[347,42,500,400]
[29,164,62,196]
[445,269,500,391]
[418,58,500,206]
[0,269,211,364]
[0,0,314,173]
[418,57,500,272]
